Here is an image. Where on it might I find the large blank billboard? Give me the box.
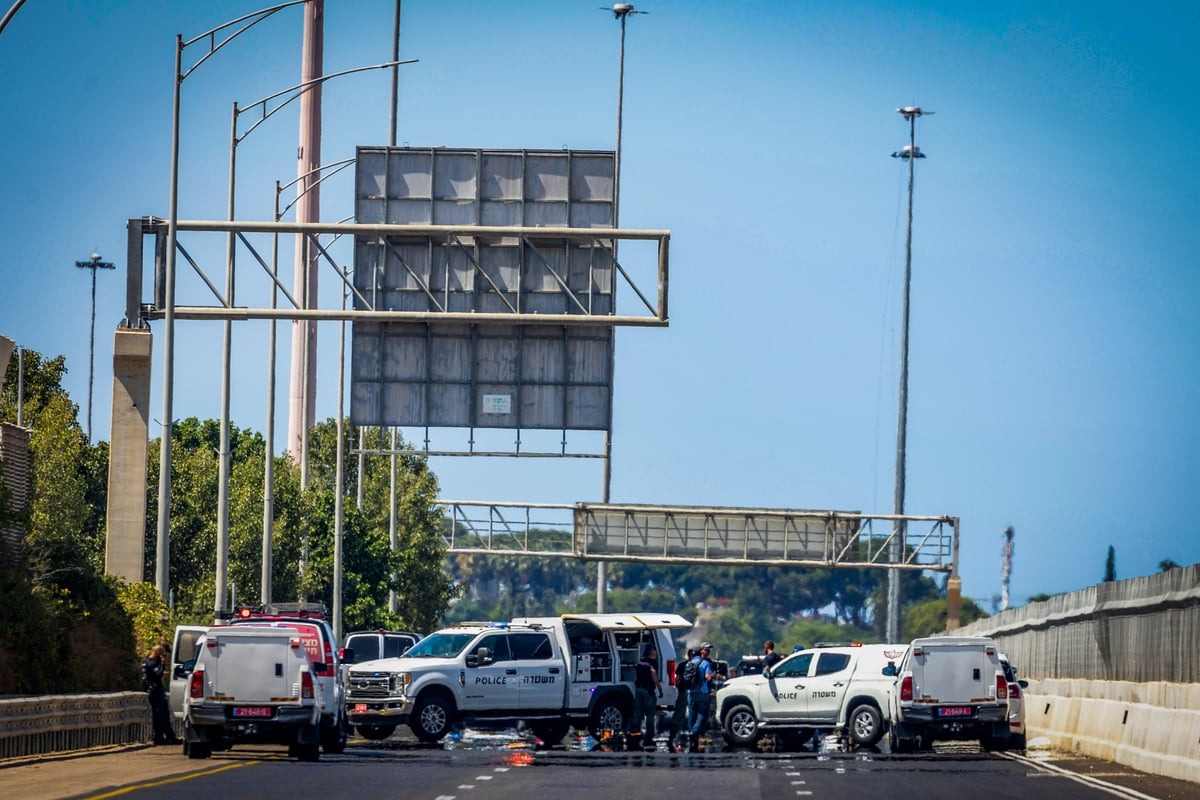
[351,148,617,431]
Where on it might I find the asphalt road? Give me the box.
[1,731,1195,800]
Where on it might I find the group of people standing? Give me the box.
[629,639,783,752]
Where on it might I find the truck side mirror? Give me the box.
[1018,679,1029,689]
[882,662,897,677]
[312,662,328,673]
[341,648,356,664]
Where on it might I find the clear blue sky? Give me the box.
[2,1,1197,608]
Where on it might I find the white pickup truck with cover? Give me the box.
[888,635,1010,752]
[170,605,348,755]
[715,643,908,749]
[182,626,324,761]
[344,612,691,744]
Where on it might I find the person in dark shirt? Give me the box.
[762,640,783,670]
[629,644,662,750]
[669,648,694,751]
[141,644,180,745]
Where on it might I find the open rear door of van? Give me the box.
[169,625,209,721]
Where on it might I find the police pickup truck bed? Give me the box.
[345,613,691,744]
[182,626,323,761]
[888,636,1010,752]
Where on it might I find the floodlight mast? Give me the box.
[597,2,647,612]
[887,105,932,642]
[75,252,115,443]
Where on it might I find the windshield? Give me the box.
[403,632,477,658]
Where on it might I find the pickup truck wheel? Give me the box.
[847,703,883,746]
[410,695,454,742]
[357,724,396,741]
[890,729,915,754]
[323,712,349,754]
[290,742,320,762]
[185,740,212,759]
[589,698,628,738]
[722,703,760,747]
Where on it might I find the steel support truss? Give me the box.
[135,217,670,326]
[441,500,959,574]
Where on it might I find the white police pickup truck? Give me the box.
[344,613,691,744]
[715,643,908,749]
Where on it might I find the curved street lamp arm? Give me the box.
[236,59,416,144]
[181,0,308,81]
[278,158,356,219]
[0,0,28,38]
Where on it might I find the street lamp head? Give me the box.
[605,3,647,18]
[91,251,103,263]
[891,144,925,159]
[897,106,934,119]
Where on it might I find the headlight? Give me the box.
[391,672,411,694]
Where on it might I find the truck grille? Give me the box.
[347,673,393,699]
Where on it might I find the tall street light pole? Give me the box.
[887,105,932,643]
[596,2,646,612]
[75,252,115,443]
[156,0,308,602]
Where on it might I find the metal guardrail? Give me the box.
[0,692,153,760]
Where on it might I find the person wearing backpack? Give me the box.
[668,648,694,750]
[685,642,715,752]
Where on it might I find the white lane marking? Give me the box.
[999,753,1162,800]
[786,771,802,776]
[457,785,474,790]
[795,792,812,796]
[790,780,806,785]
[435,796,456,800]
[475,775,494,781]
[494,767,510,772]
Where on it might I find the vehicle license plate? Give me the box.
[232,707,273,718]
[938,706,972,718]
[354,703,367,714]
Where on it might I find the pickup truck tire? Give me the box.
[721,703,761,747]
[411,695,454,742]
[323,711,349,754]
[185,740,212,760]
[1008,733,1026,750]
[289,742,320,762]
[588,697,628,738]
[889,728,915,754]
[847,703,884,747]
[357,724,396,741]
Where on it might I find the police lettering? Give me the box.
[475,676,507,685]
[522,675,556,684]
[775,692,800,700]
[813,691,836,698]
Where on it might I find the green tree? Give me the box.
[1,347,136,692]
[901,597,989,640]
